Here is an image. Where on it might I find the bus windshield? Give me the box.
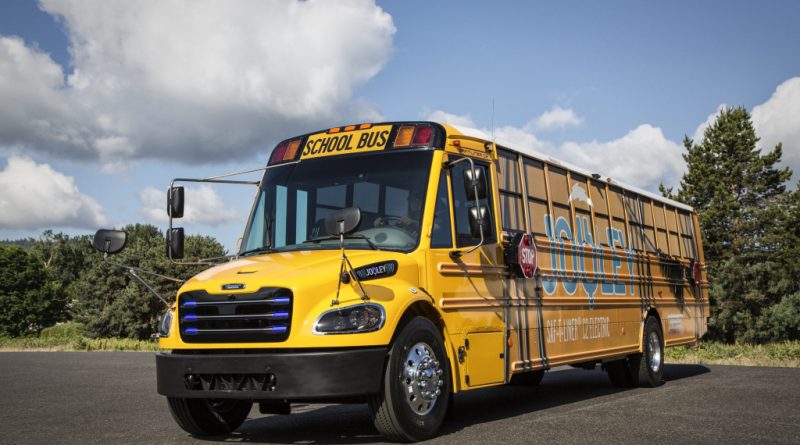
[240,150,433,254]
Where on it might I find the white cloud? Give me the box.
[0,0,395,167]
[752,77,800,181]
[426,109,683,191]
[0,156,109,230]
[424,110,477,128]
[493,125,552,154]
[139,185,238,227]
[533,106,584,131]
[556,125,684,190]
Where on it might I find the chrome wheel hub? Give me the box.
[402,342,444,415]
[648,331,662,373]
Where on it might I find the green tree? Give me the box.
[71,224,225,339]
[33,230,94,287]
[0,244,66,336]
[667,106,797,342]
[30,230,95,322]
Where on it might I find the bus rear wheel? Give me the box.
[634,316,665,387]
[369,317,450,442]
[167,397,252,436]
[605,316,664,388]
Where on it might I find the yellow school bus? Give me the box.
[154,121,708,441]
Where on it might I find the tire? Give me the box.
[369,317,450,442]
[509,369,544,386]
[167,397,252,436]
[604,358,634,387]
[631,316,664,387]
[604,316,664,388]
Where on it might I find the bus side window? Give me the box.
[452,161,496,247]
[431,170,453,248]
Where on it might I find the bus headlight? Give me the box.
[158,309,173,338]
[313,304,385,335]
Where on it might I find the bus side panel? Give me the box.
[496,146,707,373]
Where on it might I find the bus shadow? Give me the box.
[206,364,709,444]
[438,363,709,437]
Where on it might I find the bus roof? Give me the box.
[442,123,694,213]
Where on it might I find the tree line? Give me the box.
[1,106,798,343]
[0,224,224,339]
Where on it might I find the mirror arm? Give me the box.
[128,268,171,308]
[331,232,370,306]
[102,256,184,283]
[100,256,182,309]
[168,161,299,264]
[444,157,486,259]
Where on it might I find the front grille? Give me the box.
[178,287,292,343]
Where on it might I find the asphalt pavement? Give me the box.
[0,352,798,444]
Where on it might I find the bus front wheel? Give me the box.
[369,316,450,442]
[167,397,252,436]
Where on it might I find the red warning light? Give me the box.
[692,259,702,286]
[269,141,288,165]
[411,125,433,145]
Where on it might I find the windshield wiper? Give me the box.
[238,246,274,257]
[303,234,378,250]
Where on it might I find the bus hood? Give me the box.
[178,249,420,300]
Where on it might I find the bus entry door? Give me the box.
[425,156,506,387]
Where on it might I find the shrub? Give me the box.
[760,293,800,342]
[39,322,85,340]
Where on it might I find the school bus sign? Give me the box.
[301,124,392,159]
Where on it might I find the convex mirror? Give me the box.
[326,207,362,236]
[93,229,127,255]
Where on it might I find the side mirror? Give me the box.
[325,207,362,236]
[468,206,489,239]
[462,166,488,200]
[166,228,185,259]
[168,186,184,218]
[93,229,127,254]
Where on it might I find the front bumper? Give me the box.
[156,347,387,401]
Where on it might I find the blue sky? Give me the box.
[1,0,798,250]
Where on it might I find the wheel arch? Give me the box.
[638,307,663,353]
[389,300,460,394]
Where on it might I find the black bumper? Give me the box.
[156,347,387,401]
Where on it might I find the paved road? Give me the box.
[0,352,798,444]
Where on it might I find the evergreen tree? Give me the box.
[668,106,797,342]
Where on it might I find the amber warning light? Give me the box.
[269,139,302,165]
[393,124,433,148]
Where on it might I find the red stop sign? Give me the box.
[517,233,537,278]
[505,232,537,278]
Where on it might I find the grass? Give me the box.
[666,341,800,367]
[0,335,159,352]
